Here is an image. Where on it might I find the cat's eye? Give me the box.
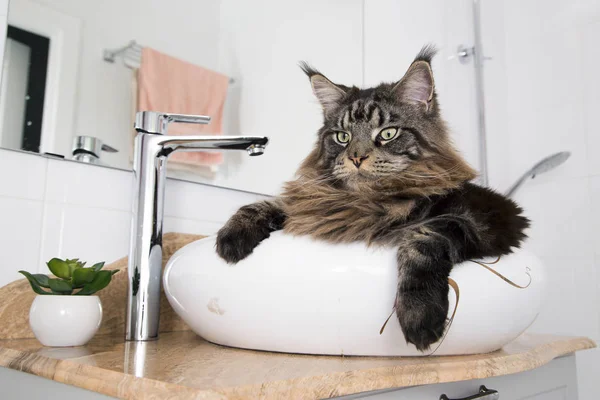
[378,128,399,141]
[334,131,351,144]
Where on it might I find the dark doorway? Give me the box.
[6,25,50,152]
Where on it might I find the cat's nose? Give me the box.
[349,154,369,168]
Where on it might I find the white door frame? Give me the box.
[6,0,81,156]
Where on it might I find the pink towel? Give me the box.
[137,48,229,166]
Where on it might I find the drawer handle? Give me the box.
[440,385,499,400]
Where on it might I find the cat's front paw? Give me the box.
[396,286,448,352]
[215,223,271,264]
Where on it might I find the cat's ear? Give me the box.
[393,45,437,112]
[300,62,346,114]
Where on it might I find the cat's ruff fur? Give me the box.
[216,46,529,351]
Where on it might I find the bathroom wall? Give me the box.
[363,0,479,176]
[0,0,598,396]
[212,0,364,195]
[6,0,480,196]
[0,1,6,82]
[0,147,268,288]
[214,0,481,195]
[482,0,600,397]
[6,0,222,169]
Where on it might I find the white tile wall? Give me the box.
[42,204,131,270]
[582,19,600,176]
[163,216,223,237]
[0,149,47,200]
[0,0,598,395]
[0,148,269,287]
[514,177,598,340]
[45,159,132,211]
[483,1,600,397]
[364,0,479,172]
[215,0,363,195]
[486,1,600,338]
[0,196,44,284]
[164,178,266,223]
[37,202,65,267]
[589,176,600,259]
[0,0,7,62]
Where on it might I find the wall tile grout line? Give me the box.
[0,193,45,203]
[37,158,55,271]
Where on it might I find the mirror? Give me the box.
[0,25,48,153]
[0,0,479,195]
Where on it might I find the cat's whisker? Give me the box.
[219,48,528,355]
[293,173,345,191]
[397,164,465,181]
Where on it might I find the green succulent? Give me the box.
[19,258,118,296]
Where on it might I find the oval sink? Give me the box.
[164,231,545,356]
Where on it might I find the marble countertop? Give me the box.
[0,331,594,399]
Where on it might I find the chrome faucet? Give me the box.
[126,111,268,341]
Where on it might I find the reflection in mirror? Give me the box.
[2,0,237,181]
[0,0,375,195]
[0,25,48,153]
[3,0,307,194]
[0,0,480,195]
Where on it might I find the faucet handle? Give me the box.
[101,143,118,153]
[164,113,211,125]
[134,111,211,135]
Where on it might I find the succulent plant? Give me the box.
[19,258,118,295]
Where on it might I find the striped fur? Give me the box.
[217,46,529,351]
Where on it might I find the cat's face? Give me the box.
[301,46,462,188]
[320,89,428,184]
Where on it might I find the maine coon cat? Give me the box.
[216,46,529,351]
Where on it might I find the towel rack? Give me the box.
[103,40,235,83]
[104,40,143,68]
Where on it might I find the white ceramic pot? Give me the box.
[29,295,103,347]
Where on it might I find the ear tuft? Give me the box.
[413,44,437,64]
[299,62,346,115]
[299,61,321,79]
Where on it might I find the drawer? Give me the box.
[335,354,578,399]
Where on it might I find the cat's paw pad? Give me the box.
[215,224,270,264]
[396,289,448,352]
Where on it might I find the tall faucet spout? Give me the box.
[158,135,269,156]
[126,112,268,341]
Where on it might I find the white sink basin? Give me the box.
[164,231,545,356]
